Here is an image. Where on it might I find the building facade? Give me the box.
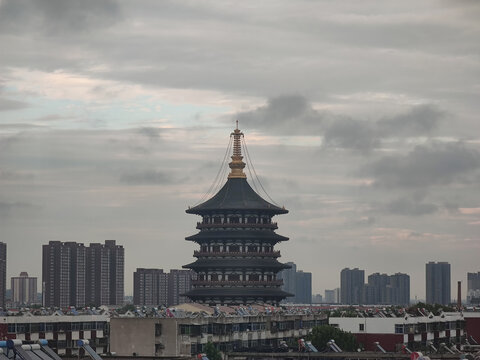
[324,289,340,304]
[0,312,108,355]
[110,312,327,357]
[364,272,410,306]
[43,240,124,307]
[0,242,5,308]
[134,268,168,306]
[183,126,291,305]
[11,272,37,305]
[42,241,86,308]
[426,262,451,305]
[467,271,480,304]
[340,268,364,305]
[329,312,465,352]
[295,271,312,304]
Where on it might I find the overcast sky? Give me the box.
[1,0,479,301]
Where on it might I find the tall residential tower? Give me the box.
[426,261,451,305]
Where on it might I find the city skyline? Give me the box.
[1,1,480,299]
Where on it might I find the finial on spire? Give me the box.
[228,122,247,179]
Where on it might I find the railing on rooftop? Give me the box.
[193,250,281,258]
[196,222,278,230]
[192,279,283,287]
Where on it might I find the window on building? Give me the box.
[359,323,365,331]
[395,324,404,334]
[155,324,162,336]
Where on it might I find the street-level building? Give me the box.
[329,312,465,352]
[110,304,327,357]
[0,311,109,355]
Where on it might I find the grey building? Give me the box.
[11,272,37,305]
[324,289,340,304]
[366,273,390,304]
[364,272,410,306]
[426,262,451,305]
[295,271,312,304]
[43,240,124,307]
[340,267,364,305]
[278,262,312,304]
[467,271,480,304]
[388,272,410,306]
[0,242,5,308]
[168,269,195,306]
[85,240,124,306]
[134,268,168,306]
[42,241,86,308]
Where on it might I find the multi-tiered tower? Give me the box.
[183,125,291,305]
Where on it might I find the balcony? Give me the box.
[196,222,278,230]
[194,250,281,258]
[192,279,283,286]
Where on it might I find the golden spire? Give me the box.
[228,120,247,179]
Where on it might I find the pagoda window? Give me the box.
[212,245,220,253]
[247,216,256,224]
[213,216,221,224]
[211,274,218,281]
[199,274,205,281]
[201,245,208,252]
[247,245,258,252]
[229,216,240,224]
[250,274,259,281]
[229,274,240,281]
[262,217,270,224]
[229,245,240,252]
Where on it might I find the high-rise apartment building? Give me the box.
[426,262,451,305]
[467,272,480,304]
[324,289,340,304]
[295,271,312,304]
[388,272,410,306]
[340,268,364,305]
[11,272,37,305]
[133,268,168,306]
[42,241,86,308]
[363,272,410,305]
[168,269,195,306]
[0,242,5,308]
[278,262,312,304]
[43,240,124,307]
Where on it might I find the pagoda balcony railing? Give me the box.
[196,222,278,230]
[193,250,281,258]
[192,279,283,286]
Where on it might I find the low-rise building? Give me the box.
[329,312,465,352]
[0,310,109,355]
[110,303,327,357]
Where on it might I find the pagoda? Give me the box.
[183,124,292,305]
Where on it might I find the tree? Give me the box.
[305,325,358,352]
[204,342,222,360]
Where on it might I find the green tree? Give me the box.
[204,342,222,360]
[305,325,358,352]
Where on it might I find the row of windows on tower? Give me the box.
[197,274,276,282]
[200,245,273,253]
[202,215,273,224]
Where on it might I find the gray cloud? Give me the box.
[236,96,445,152]
[362,142,480,188]
[0,0,121,35]
[120,170,174,185]
[0,97,30,111]
[384,198,438,216]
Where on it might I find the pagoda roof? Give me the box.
[185,230,289,242]
[187,178,288,215]
[183,258,290,271]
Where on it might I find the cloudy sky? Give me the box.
[1,0,479,301]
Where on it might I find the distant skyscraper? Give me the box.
[168,269,194,306]
[278,262,312,303]
[340,268,364,304]
[134,268,168,306]
[42,241,86,308]
[388,273,410,306]
[467,272,480,304]
[11,272,37,305]
[43,240,124,307]
[426,262,451,305]
[0,242,5,308]
[278,262,296,301]
[295,270,312,304]
[366,273,390,304]
[324,289,336,303]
